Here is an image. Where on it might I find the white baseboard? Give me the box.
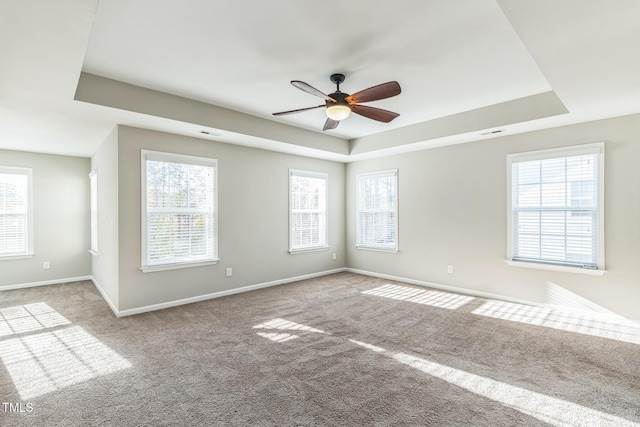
[0,276,93,292]
[6,268,637,324]
[115,267,348,317]
[89,276,119,317]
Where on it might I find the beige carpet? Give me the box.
[0,272,638,426]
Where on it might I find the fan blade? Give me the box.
[346,81,401,104]
[351,104,399,123]
[272,105,325,116]
[323,118,340,131]
[291,81,337,102]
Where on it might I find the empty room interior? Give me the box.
[1,1,639,425]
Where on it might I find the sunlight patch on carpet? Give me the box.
[472,300,640,345]
[0,324,131,400]
[254,318,327,343]
[394,352,639,426]
[0,303,71,337]
[255,332,300,342]
[349,339,386,353]
[362,284,474,310]
[252,314,639,426]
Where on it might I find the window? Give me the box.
[0,167,33,259]
[89,169,98,255]
[289,169,328,252]
[141,150,217,272]
[356,169,398,252]
[507,143,605,273]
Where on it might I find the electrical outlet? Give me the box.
[226,267,232,277]
[43,261,50,270]
[332,253,337,260]
[447,265,453,274]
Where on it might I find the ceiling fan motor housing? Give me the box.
[327,91,350,107]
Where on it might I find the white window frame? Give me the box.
[506,142,605,275]
[0,167,34,260]
[289,169,329,253]
[356,169,399,253]
[89,169,98,256]
[140,150,218,273]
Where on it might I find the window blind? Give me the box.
[289,170,327,251]
[357,170,398,250]
[0,168,31,257]
[142,151,216,268]
[510,144,603,269]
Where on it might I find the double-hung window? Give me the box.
[507,143,605,274]
[356,169,398,252]
[141,150,218,272]
[289,169,328,252]
[0,167,33,259]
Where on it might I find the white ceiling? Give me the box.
[2,0,640,161]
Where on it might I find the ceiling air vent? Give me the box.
[479,129,505,136]
[199,130,221,137]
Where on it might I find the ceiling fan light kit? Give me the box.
[326,104,351,120]
[273,73,401,131]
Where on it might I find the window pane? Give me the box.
[541,182,566,207]
[516,183,540,208]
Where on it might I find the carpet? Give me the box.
[0,272,638,426]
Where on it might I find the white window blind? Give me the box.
[356,169,398,251]
[141,150,217,271]
[89,170,98,254]
[508,143,604,270]
[0,167,33,258]
[289,169,328,252]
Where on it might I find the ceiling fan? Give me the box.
[272,74,401,131]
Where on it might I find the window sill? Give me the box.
[506,260,606,276]
[140,259,219,273]
[0,253,34,261]
[356,245,399,254]
[289,246,329,254]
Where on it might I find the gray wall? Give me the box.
[90,127,119,308]
[346,113,640,320]
[117,126,346,311]
[0,149,90,288]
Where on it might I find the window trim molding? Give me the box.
[140,149,218,272]
[505,260,605,276]
[0,166,34,260]
[356,169,399,252]
[140,259,220,274]
[506,142,605,274]
[288,168,329,253]
[288,246,329,255]
[354,245,400,254]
